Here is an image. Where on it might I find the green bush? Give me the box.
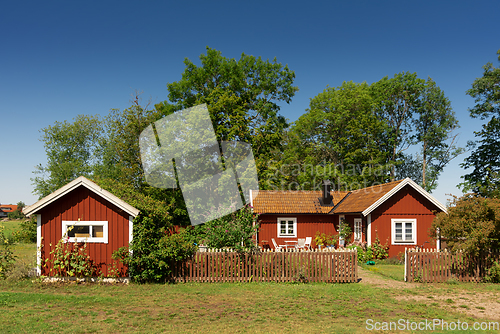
[314,231,337,248]
[190,204,259,252]
[7,210,25,220]
[12,217,37,243]
[348,237,389,264]
[115,226,197,282]
[484,261,500,283]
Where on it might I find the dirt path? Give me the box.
[357,266,414,289]
[357,266,500,320]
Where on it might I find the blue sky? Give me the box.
[1,0,499,206]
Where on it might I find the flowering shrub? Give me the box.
[0,226,16,279]
[12,216,37,243]
[348,237,389,263]
[314,231,337,247]
[44,236,97,277]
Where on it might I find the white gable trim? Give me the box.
[361,178,447,216]
[23,176,140,217]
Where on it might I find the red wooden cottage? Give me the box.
[23,176,139,277]
[251,178,447,258]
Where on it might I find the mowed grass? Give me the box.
[1,244,500,333]
[362,263,405,281]
[1,277,499,333]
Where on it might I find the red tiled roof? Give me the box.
[332,180,403,214]
[251,190,350,214]
[251,179,446,216]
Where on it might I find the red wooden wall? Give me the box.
[39,186,130,277]
[257,214,338,249]
[370,185,440,258]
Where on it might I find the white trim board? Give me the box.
[23,176,140,217]
[361,178,447,216]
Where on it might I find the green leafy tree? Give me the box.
[285,81,391,191]
[32,115,102,198]
[96,95,162,189]
[411,78,463,191]
[190,204,259,252]
[461,49,500,197]
[371,72,426,180]
[164,47,298,185]
[432,194,500,256]
[286,75,461,192]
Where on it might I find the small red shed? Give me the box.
[251,178,447,257]
[23,176,139,277]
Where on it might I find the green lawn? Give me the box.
[1,247,500,333]
[0,270,499,332]
[361,263,405,281]
[0,219,25,240]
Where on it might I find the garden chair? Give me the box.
[271,238,286,251]
[303,237,312,250]
[296,238,306,250]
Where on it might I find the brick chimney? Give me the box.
[322,180,333,205]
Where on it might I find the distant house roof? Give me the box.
[0,204,17,211]
[0,204,18,216]
[250,178,447,216]
[23,176,140,217]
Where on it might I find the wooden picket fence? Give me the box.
[405,248,500,283]
[169,248,358,283]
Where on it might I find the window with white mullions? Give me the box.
[391,219,416,245]
[62,220,109,243]
[354,218,362,241]
[277,218,297,237]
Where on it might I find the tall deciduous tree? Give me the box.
[412,78,463,191]
[164,47,298,184]
[371,72,428,181]
[461,49,500,198]
[32,115,102,198]
[287,74,461,192]
[285,81,391,191]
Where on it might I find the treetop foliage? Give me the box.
[284,73,462,192]
[461,49,500,198]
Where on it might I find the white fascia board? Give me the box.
[23,176,140,217]
[361,178,447,216]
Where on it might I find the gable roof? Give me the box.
[356,178,447,215]
[250,178,447,216]
[23,176,140,217]
[331,179,403,214]
[250,190,350,214]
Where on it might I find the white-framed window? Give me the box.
[391,219,416,245]
[277,218,297,238]
[354,218,362,241]
[62,220,109,243]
